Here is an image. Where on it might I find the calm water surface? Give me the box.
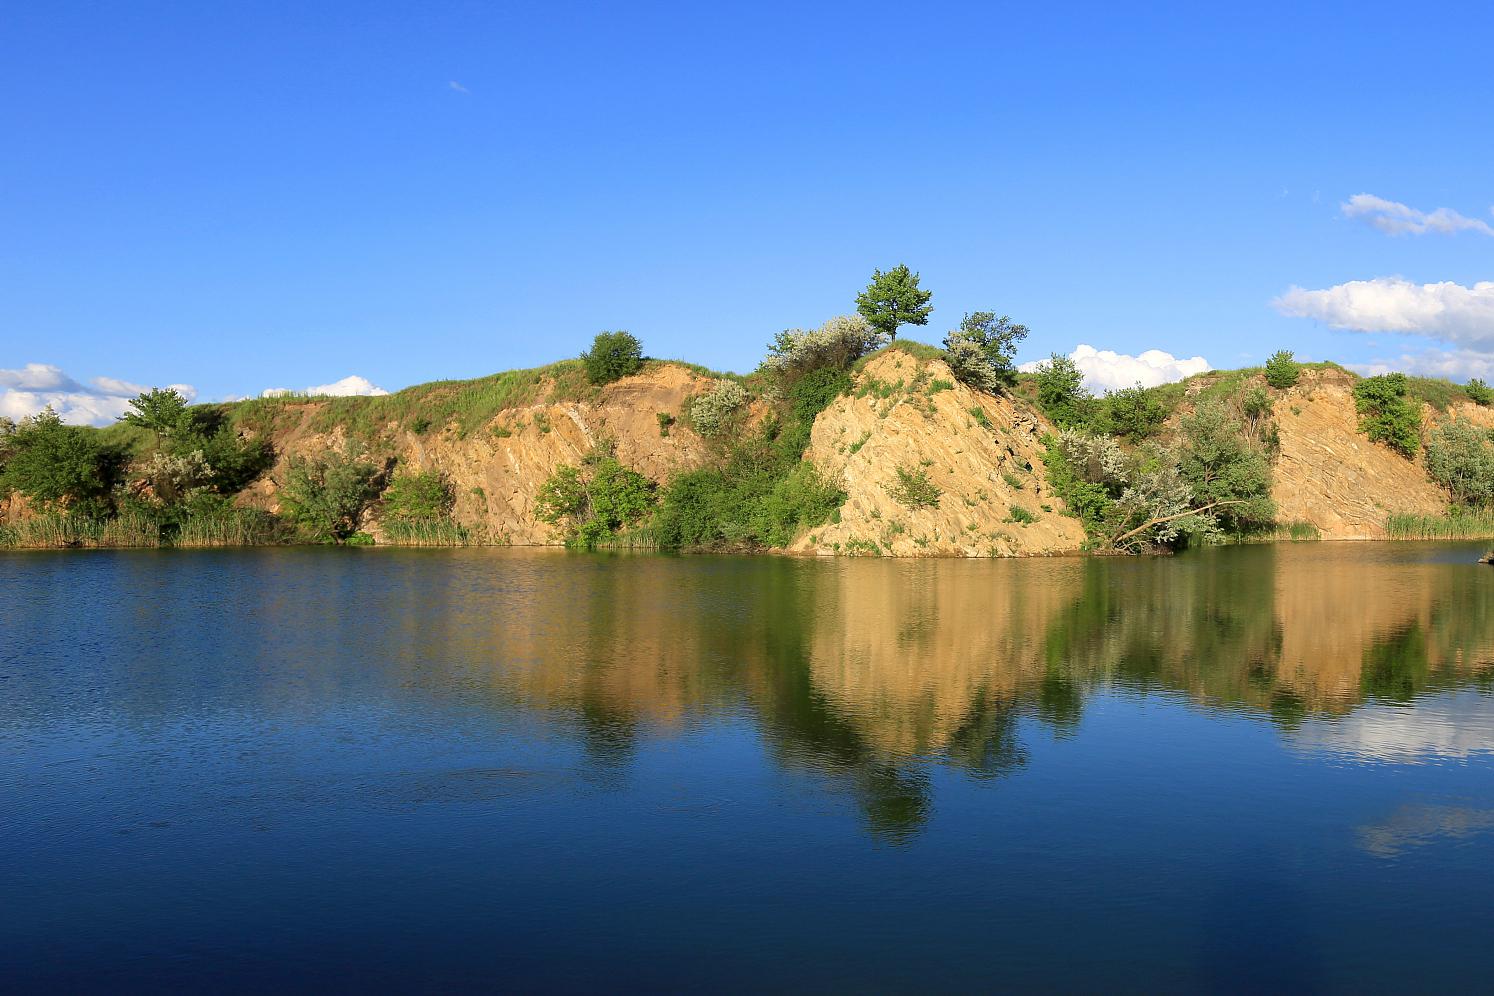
[4,544,1494,992]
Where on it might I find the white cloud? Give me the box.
[1347,348,1494,381]
[0,363,195,426]
[1342,193,1494,237]
[448,80,470,94]
[1018,344,1211,393]
[1273,277,1494,349]
[262,375,389,399]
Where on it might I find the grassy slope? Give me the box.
[222,357,742,443]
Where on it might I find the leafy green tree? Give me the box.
[855,264,932,341]
[1264,350,1301,390]
[1,408,120,516]
[535,451,656,548]
[581,331,644,385]
[1353,373,1421,458]
[1034,353,1095,429]
[1426,418,1494,508]
[1103,384,1167,442]
[279,448,381,542]
[382,470,455,520]
[942,311,1028,392]
[1466,378,1493,406]
[119,387,193,440]
[1177,401,1276,534]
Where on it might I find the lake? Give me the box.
[4,543,1494,992]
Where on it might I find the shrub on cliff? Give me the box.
[279,447,381,542]
[687,380,749,437]
[1264,350,1300,390]
[535,450,656,549]
[1102,384,1167,442]
[1353,373,1421,458]
[1178,401,1276,534]
[1033,354,1098,430]
[383,470,455,521]
[581,331,644,385]
[764,315,886,379]
[1466,378,1493,406]
[941,312,1027,393]
[1426,418,1494,508]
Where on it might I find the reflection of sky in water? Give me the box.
[1289,691,1494,763]
[1356,803,1494,858]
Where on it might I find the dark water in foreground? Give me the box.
[4,544,1494,992]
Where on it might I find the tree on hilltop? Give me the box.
[855,264,932,341]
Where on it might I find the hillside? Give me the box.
[4,334,1494,554]
[228,345,1493,552]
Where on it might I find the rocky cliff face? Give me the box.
[244,363,718,544]
[228,356,1487,553]
[794,352,1087,557]
[1270,368,1485,539]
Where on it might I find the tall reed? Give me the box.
[379,519,476,546]
[1385,510,1494,540]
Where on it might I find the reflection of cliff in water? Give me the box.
[456,547,1494,839]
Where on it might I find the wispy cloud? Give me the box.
[1341,193,1494,237]
[1273,276,1494,349]
[1018,345,1210,393]
[262,375,389,399]
[448,80,470,95]
[0,363,196,426]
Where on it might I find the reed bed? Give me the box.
[175,508,285,547]
[1385,511,1494,541]
[379,519,478,546]
[0,513,105,548]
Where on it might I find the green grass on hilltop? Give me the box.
[225,357,742,443]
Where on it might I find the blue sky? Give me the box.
[4,1,1493,421]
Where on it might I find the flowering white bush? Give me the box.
[943,332,999,393]
[688,380,749,437]
[762,315,887,377]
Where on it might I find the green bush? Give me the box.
[1034,354,1097,429]
[0,408,121,517]
[1264,350,1300,389]
[1103,384,1167,442]
[535,451,656,549]
[1040,431,1123,533]
[1353,373,1421,458]
[887,465,942,509]
[581,331,644,385]
[1466,378,1493,406]
[382,470,455,521]
[1177,401,1276,535]
[279,448,381,542]
[1007,504,1037,525]
[1426,418,1494,508]
[1241,385,1273,421]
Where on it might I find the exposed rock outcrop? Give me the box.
[1271,369,1480,539]
[242,363,718,545]
[793,352,1086,557]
